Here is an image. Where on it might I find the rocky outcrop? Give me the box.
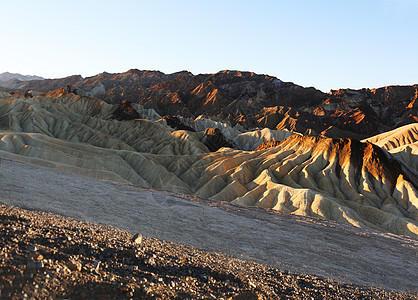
[112,100,140,121]
[159,115,195,132]
[233,128,295,151]
[199,128,233,152]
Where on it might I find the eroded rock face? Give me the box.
[0,93,417,238]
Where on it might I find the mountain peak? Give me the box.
[0,72,44,83]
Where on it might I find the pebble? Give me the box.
[27,260,44,270]
[67,260,82,272]
[120,286,129,292]
[146,257,156,266]
[93,260,101,271]
[27,245,38,252]
[248,280,256,289]
[31,253,43,261]
[131,233,143,245]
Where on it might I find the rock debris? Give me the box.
[0,204,416,299]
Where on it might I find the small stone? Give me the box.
[27,260,44,270]
[27,245,38,252]
[31,253,43,261]
[248,280,256,289]
[229,291,261,300]
[120,286,129,292]
[67,260,82,272]
[129,265,138,271]
[131,233,143,245]
[93,260,101,271]
[146,257,156,266]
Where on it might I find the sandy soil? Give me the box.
[0,158,417,293]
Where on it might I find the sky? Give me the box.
[0,0,417,92]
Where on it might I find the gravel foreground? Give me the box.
[0,204,416,300]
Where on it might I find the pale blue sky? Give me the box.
[0,0,417,92]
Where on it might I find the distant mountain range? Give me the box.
[1,69,416,140]
[0,72,44,83]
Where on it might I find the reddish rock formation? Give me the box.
[160,115,195,132]
[200,128,233,151]
[3,69,417,139]
[112,100,140,121]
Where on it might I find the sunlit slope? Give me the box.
[0,94,417,238]
[203,137,418,238]
[365,123,418,150]
[364,123,418,173]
